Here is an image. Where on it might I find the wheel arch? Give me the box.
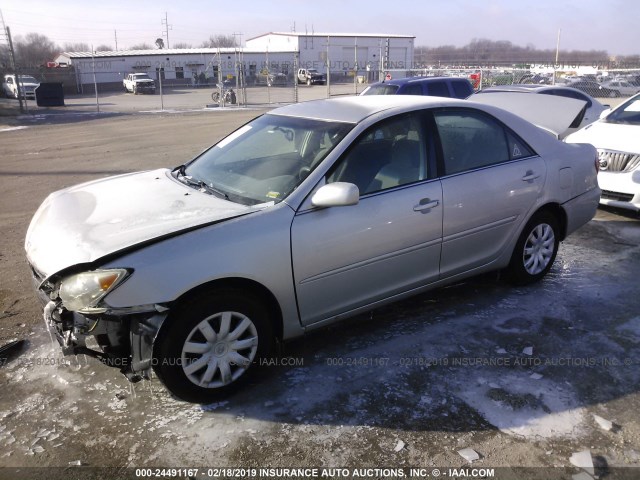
[165,277,284,342]
[531,202,568,241]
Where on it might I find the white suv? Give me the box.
[2,74,40,100]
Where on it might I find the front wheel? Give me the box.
[506,211,560,285]
[153,290,274,403]
[211,91,220,103]
[306,78,311,86]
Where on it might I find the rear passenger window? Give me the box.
[505,131,535,160]
[400,84,423,95]
[427,81,450,97]
[451,80,472,99]
[435,110,510,175]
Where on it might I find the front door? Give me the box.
[291,112,443,326]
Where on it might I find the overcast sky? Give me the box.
[2,0,638,55]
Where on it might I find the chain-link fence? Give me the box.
[379,67,640,99]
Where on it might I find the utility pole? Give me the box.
[354,37,358,95]
[91,46,100,113]
[326,35,330,98]
[161,12,171,49]
[6,26,24,113]
[554,28,561,85]
[114,30,118,50]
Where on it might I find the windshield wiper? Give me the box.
[174,166,230,200]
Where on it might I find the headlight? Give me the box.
[58,269,129,313]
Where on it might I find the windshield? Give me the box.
[360,84,400,95]
[604,95,640,125]
[182,115,353,206]
[134,74,152,80]
[18,76,38,83]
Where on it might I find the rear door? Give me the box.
[425,80,451,98]
[434,108,546,277]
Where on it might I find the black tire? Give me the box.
[306,78,311,86]
[506,211,560,285]
[133,87,138,95]
[211,91,220,103]
[153,289,274,403]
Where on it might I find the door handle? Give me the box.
[522,170,540,182]
[413,198,440,212]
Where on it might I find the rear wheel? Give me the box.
[506,211,560,285]
[153,290,274,403]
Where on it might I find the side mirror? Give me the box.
[599,108,611,120]
[311,182,359,208]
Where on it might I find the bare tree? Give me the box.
[172,42,192,49]
[200,34,236,48]
[95,44,113,52]
[155,38,165,49]
[415,39,609,67]
[63,42,90,52]
[15,33,60,68]
[129,43,153,50]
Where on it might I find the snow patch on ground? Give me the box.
[456,371,586,439]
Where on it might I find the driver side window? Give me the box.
[327,113,428,195]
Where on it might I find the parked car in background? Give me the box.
[2,74,40,99]
[601,80,640,97]
[123,73,156,94]
[568,80,620,98]
[254,70,288,87]
[297,68,325,85]
[26,96,599,402]
[360,76,474,99]
[474,85,608,138]
[565,92,640,212]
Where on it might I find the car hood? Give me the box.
[471,92,586,137]
[25,168,256,279]
[564,121,640,153]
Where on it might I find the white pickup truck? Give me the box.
[123,73,156,94]
[297,68,326,86]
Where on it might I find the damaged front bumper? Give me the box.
[42,300,168,382]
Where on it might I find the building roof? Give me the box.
[57,47,296,59]
[247,32,415,41]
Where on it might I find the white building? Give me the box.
[53,32,415,92]
[245,32,415,73]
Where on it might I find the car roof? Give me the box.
[268,95,468,123]
[369,76,468,88]
[478,85,592,97]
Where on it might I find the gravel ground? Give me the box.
[0,109,639,480]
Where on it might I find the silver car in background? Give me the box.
[25,96,600,402]
[473,84,608,138]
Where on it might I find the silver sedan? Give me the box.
[26,96,600,402]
